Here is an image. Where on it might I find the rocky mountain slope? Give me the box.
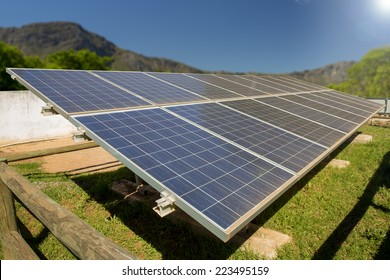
[0,21,353,83]
[0,22,201,73]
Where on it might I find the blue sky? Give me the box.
[1,0,390,73]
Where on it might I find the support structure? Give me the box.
[153,191,176,217]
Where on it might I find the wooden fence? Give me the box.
[0,162,137,260]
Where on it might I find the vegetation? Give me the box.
[45,49,112,70]
[0,42,43,90]
[0,124,388,260]
[329,47,390,98]
[0,42,113,90]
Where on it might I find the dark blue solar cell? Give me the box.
[167,102,328,173]
[10,69,150,114]
[182,171,211,187]
[106,137,131,149]
[200,182,232,201]
[182,189,217,212]
[163,177,195,196]
[117,147,145,158]
[248,179,277,195]
[235,187,267,205]
[147,165,177,182]
[93,71,205,104]
[203,203,240,229]
[74,108,293,232]
[151,150,177,164]
[198,165,225,179]
[165,160,194,174]
[220,193,255,216]
[181,155,208,169]
[216,175,244,192]
[133,155,161,169]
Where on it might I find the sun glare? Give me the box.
[377,0,390,11]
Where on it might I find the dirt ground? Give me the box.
[0,137,122,174]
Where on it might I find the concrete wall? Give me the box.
[0,91,77,146]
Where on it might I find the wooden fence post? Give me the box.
[0,178,39,259]
[0,163,137,260]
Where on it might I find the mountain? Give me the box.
[0,22,201,73]
[0,21,353,83]
[288,61,354,86]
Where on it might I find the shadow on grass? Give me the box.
[253,137,352,227]
[312,151,390,260]
[71,167,242,260]
[68,135,375,259]
[17,217,50,260]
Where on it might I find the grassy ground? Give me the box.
[0,124,389,260]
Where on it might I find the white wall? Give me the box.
[0,91,77,146]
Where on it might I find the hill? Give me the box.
[0,21,355,84]
[288,61,354,86]
[0,22,201,73]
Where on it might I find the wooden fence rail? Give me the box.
[0,162,137,260]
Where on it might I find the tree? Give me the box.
[0,42,43,90]
[46,49,112,70]
[330,47,390,98]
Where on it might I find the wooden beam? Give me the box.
[1,231,39,260]
[0,179,39,259]
[0,179,18,234]
[4,141,99,162]
[0,163,137,260]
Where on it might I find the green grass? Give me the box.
[1,124,389,259]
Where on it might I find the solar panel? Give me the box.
[222,99,346,147]
[321,90,384,111]
[298,92,379,118]
[8,69,150,115]
[238,75,305,93]
[148,72,242,99]
[71,108,294,239]
[213,74,283,94]
[279,94,368,124]
[254,96,358,133]
[93,71,207,104]
[280,76,327,91]
[167,103,327,173]
[187,73,268,97]
[6,68,383,242]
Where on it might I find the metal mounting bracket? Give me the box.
[153,191,176,217]
[73,128,90,143]
[41,104,58,116]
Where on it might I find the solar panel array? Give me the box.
[7,68,383,242]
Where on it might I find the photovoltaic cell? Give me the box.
[73,108,293,233]
[222,99,346,147]
[254,96,358,133]
[187,73,268,97]
[8,69,150,114]
[280,76,327,91]
[280,94,368,124]
[93,71,206,104]
[148,72,242,99]
[298,92,377,118]
[167,103,327,173]
[213,74,280,94]
[239,75,303,93]
[321,91,385,111]
[258,76,315,92]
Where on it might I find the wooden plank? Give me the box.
[0,163,137,260]
[5,141,99,162]
[0,179,18,234]
[1,231,39,260]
